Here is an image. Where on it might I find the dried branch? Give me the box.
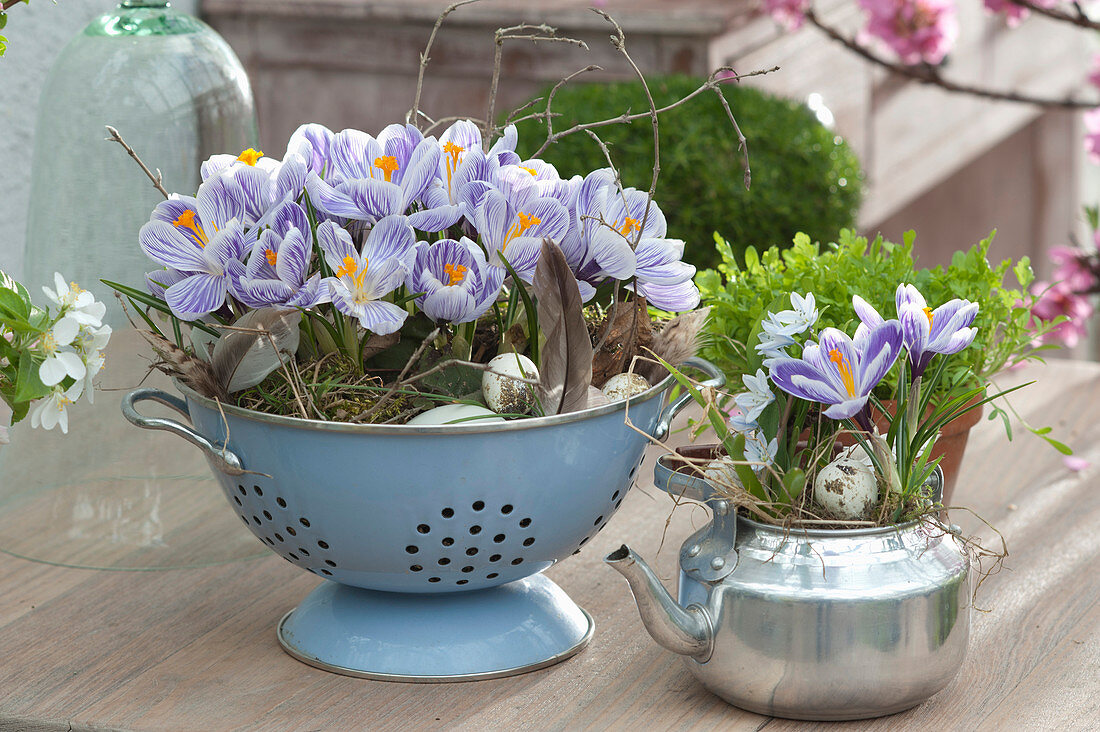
[1006,0,1100,31]
[805,9,1097,110]
[359,327,441,422]
[105,126,170,200]
[485,23,589,143]
[407,0,483,128]
[403,358,540,387]
[710,78,752,190]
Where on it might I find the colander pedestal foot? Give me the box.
[277,573,593,682]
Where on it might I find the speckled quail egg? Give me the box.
[814,457,879,520]
[601,373,650,401]
[407,404,505,426]
[482,353,539,415]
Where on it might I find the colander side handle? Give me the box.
[650,357,726,441]
[121,387,245,476]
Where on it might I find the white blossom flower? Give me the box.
[733,368,775,423]
[29,382,84,434]
[72,323,111,404]
[42,272,105,328]
[38,316,85,387]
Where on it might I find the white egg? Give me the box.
[407,404,505,426]
[481,353,539,415]
[813,458,879,520]
[601,373,651,402]
[701,458,739,489]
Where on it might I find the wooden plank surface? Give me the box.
[0,360,1097,730]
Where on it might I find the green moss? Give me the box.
[514,75,864,270]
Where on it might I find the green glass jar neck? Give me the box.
[119,1,170,8]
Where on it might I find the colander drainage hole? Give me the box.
[469,525,482,535]
[489,554,502,562]
[461,566,474,573]
[265,537,275,546]
[238,485,246,496]
[234,496,242,506]
[487,572,499,579]
[324,559,337,567]
[428,577,441,583]
[493,534,506,543]
[276,497,287,508]
[523,538,535,547]
[299,547,310,557]
[511,558,523,565]
[417,524,430,534]
[501,504,513,514]
[321,569,333,576]
[411,564,423,572]
[442,507,454,518]
[465,548,478,556]
[263,510,273,520]
[442,537,454,547]
[438,558,451,566]
[317,540,330,549]
[457,579,468,585]
[274,533,284,542]
[288,552,299,561]
[519,518,532,528]
[252,516,261,526]
[300,518,311,528]
[472,500,485,511]
[286,527,297,536]
[406,545,419,554]
[612,490,620,501]
[253,486,263,496]
[240,516,248,526]
[593,515,603,526]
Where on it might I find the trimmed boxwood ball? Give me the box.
[514,76,864,270]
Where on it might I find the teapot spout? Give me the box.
[604,545,713,662]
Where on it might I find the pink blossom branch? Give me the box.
[1005,0,1100,31]
[805,8,1097,110]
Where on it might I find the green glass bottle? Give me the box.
[24,0,257,327]
[2,1,263,571]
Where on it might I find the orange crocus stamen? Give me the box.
[443,263,468,286]
[265,249,278,267]
[502,212,542,252]
[374,155,400,183]
[443,142,464,192]
[236,148,264,166]
[829,348,856,398]
[618,217,641,237]
[520,166,538,176]
[171,210,208,247]
[923,306,934,326]
[336,255,358,279]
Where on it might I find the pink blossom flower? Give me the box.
[1084,108,1100,164]
[764,0,810,30]
[1089,53,1100,90]
[859,0,959,65]
[1029,280,1093,348]
[1064,455,1090,472]
[1048,245,1095,293]
[981,0,1029,27]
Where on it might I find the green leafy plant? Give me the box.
[696,228,1067,452]
[515,75,863,270]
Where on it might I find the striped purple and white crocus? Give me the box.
[405,237,506,324]
[317,216,415,335]
[768,321,903,426]
[227,201,328,310]
[853,285,978,378]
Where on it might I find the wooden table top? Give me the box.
[0,359,1097,731]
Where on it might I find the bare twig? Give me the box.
[710,77,752,190]
[423,114,488,137]
[485,23,588,142]
[1006,0,1100,31]
[806,9,1097,110]
[402,358,540,387]
[359,326,442,422]
[407,0,483,128]
[105,126,170,200]
[529,67,778,157]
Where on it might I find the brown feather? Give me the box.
[136,329,225,400]
[211,308,301,394]
[637,307,711,382]
[532,238,593,415]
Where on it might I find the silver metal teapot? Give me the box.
[606,449,971,721]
